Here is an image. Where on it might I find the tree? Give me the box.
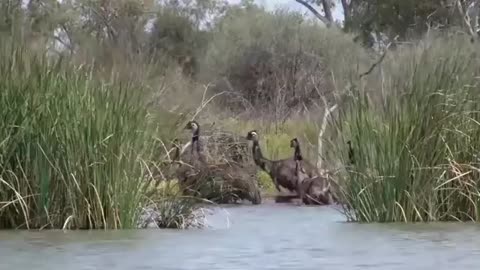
[296,0,480,45]
[148,6,205,75]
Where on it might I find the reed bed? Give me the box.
[326,36,480,222]
[0,38,195,229]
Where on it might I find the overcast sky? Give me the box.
[229,0,345,22]
[21,0,345,24]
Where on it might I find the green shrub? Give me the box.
[200,6,368,114]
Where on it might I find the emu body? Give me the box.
[246,131,317,194]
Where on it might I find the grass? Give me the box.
[0,37,197,229]
[325,35,480,223]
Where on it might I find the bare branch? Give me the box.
[317,96,338,170]
[359,50,387,79]
[52,34,73,52]
[456,0,477,41]
[295,0,331,26]
[359,36,398,79]
[191,83,226,120]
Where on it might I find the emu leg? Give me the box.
[296,179,308,206]
[272,177,281,192]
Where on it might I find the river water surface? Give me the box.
[2,203,480,270]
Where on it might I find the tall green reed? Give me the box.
[327,36,480,222]
[0,38,177,229]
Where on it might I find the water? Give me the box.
[2,202,480,270]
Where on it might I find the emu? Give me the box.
[245,130,317,194]
[184,120,207,164]
[291,138,332,205]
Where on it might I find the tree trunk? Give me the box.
[295,0,332,27]
[321,0,334,23]
[341,0,352,23]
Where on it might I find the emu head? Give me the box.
[290,138,299,148]
[185,120,201,155]
[246,130,264,167]
[185,120,199,133]
[246,130,258,141]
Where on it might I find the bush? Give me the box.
[174,129,262,204]
[149,6,209,76]
[200,7,369,116]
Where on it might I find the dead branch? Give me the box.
[456,0,477,41]
[191,83,226,120]
[317,96,338,170]
[359,36,397,79]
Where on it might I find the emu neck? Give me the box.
[295,159,305,179]
[295,160,300,177]
[191,128,200,153]
[252,140,272,173]
[294,145,308,184]
[294,145,303,161]
[172,145,180,162]
[189,127,207,165]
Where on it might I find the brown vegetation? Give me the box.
[173,121,262,205]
